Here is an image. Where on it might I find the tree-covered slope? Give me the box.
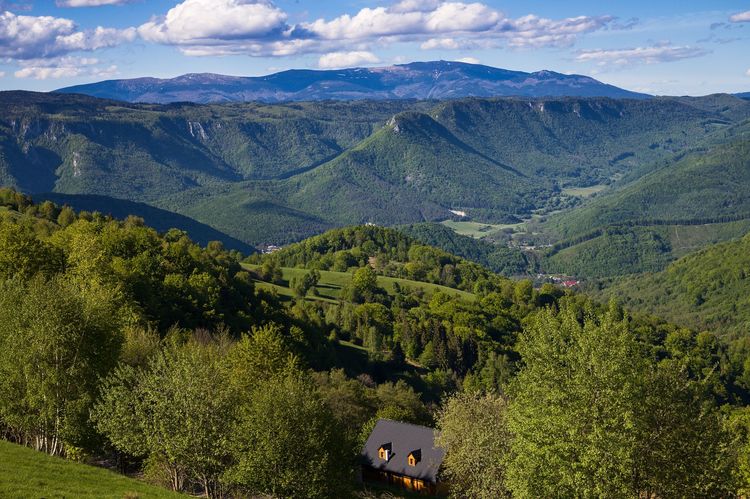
[256,224,501,292]
[0,91,419,196]
[37,193,255,253]
[589,232,750,337]
[432,96,739,184]
[544,124,750,241]
[2,91,749,246]
[4,189,750,497]
[397,222,530,276]
[542,220,750,279]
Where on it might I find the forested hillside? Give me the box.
[536,122,750,277]
[2,91,748,245]
[546,126,750,240]
[5,192,750,496]
[588,231,750,337]
[397,222,531,276]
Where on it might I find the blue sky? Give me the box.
[0,0,748,94]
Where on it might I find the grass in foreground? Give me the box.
[0,440,182,499]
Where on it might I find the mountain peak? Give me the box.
[56,60,649,104]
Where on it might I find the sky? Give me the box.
[0,0,748,95]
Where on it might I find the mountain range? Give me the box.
[2,90,749,250]
[55,61,649,104]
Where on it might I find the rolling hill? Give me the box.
[587,232,750,338]
[37,193,254,253]
[1,91,749,246]
[532,121,750,277]
[397,222,530,276]
[56,61,648,104]
[545,127,750,239]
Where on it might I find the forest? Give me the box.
[3,188,750,497]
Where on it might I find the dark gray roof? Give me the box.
[361,419,445,483]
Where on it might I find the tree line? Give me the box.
[4,195,750,496]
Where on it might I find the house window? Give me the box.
[378,443,392,461]
[408,449,421,466]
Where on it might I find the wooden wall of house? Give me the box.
[362,466,443,496]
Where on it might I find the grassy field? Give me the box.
[561,184,608,198]
[440,220,522,239]
[243,265,475,302]
[0,440,182,498]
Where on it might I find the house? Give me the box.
[360,419,447,495]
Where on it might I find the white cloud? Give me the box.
[746,68,750,77]
[137,0,616,58]
[318,51,380,69]
[729,10,750,23]
[0,10,135,59]
[503,14,614,48]
[575,43,709,67]
[56,0,136,6]
[420,36,501,51]
[138,0,287,45]
[422,37,456,50]
[0,71,5,77]
[389,0,440,14]
[455,56,479,64]
[304,3,501,40]
[14,56,118,79]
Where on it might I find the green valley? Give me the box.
[3,91,749,247]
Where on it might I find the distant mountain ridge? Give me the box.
[55,60,649,104]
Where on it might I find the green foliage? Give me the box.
[436,391,511,498]
[292,268,321,297]
[0,222,63,280]
[0,199,262,334]
[93,340,234,496]
[226,324,300,394]
[0,276,122,455]
[226,369,353,499]
[505,305,736,497]
[592,231,750,337]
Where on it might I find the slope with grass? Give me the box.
[0,440,182,499]
[245,265,476,303]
